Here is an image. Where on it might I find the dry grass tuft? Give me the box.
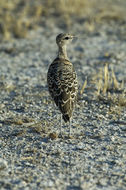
[91,63,126,117]
[80,77,87,95]
[92,63,126,116]
[94,63,124,96]
[0,0,126,40]
[0,0,43,40]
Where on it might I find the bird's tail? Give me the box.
[62,114,70,123]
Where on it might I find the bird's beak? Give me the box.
[72,35,78,39]
[72,35,78,43]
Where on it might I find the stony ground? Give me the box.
[0,10,126,190]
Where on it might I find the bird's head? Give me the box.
[56,33,76,47]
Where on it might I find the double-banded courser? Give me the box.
[47,33,78,136]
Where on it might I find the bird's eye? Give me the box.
[64,37,69,40]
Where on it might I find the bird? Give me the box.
[47,33,78,136]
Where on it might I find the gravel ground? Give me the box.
[0,16,126,190]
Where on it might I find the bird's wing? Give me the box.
[47,58,78,121]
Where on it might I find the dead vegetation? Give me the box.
[94,64,124,95]
[91,63,126,117]
[0,0,126,40]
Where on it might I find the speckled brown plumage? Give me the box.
[47,33,78,123]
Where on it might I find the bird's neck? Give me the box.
[57,45,68,60]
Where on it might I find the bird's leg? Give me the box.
[60,113,62,137]
[69,118,72,137]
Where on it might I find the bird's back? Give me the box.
[47,58,78,122]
